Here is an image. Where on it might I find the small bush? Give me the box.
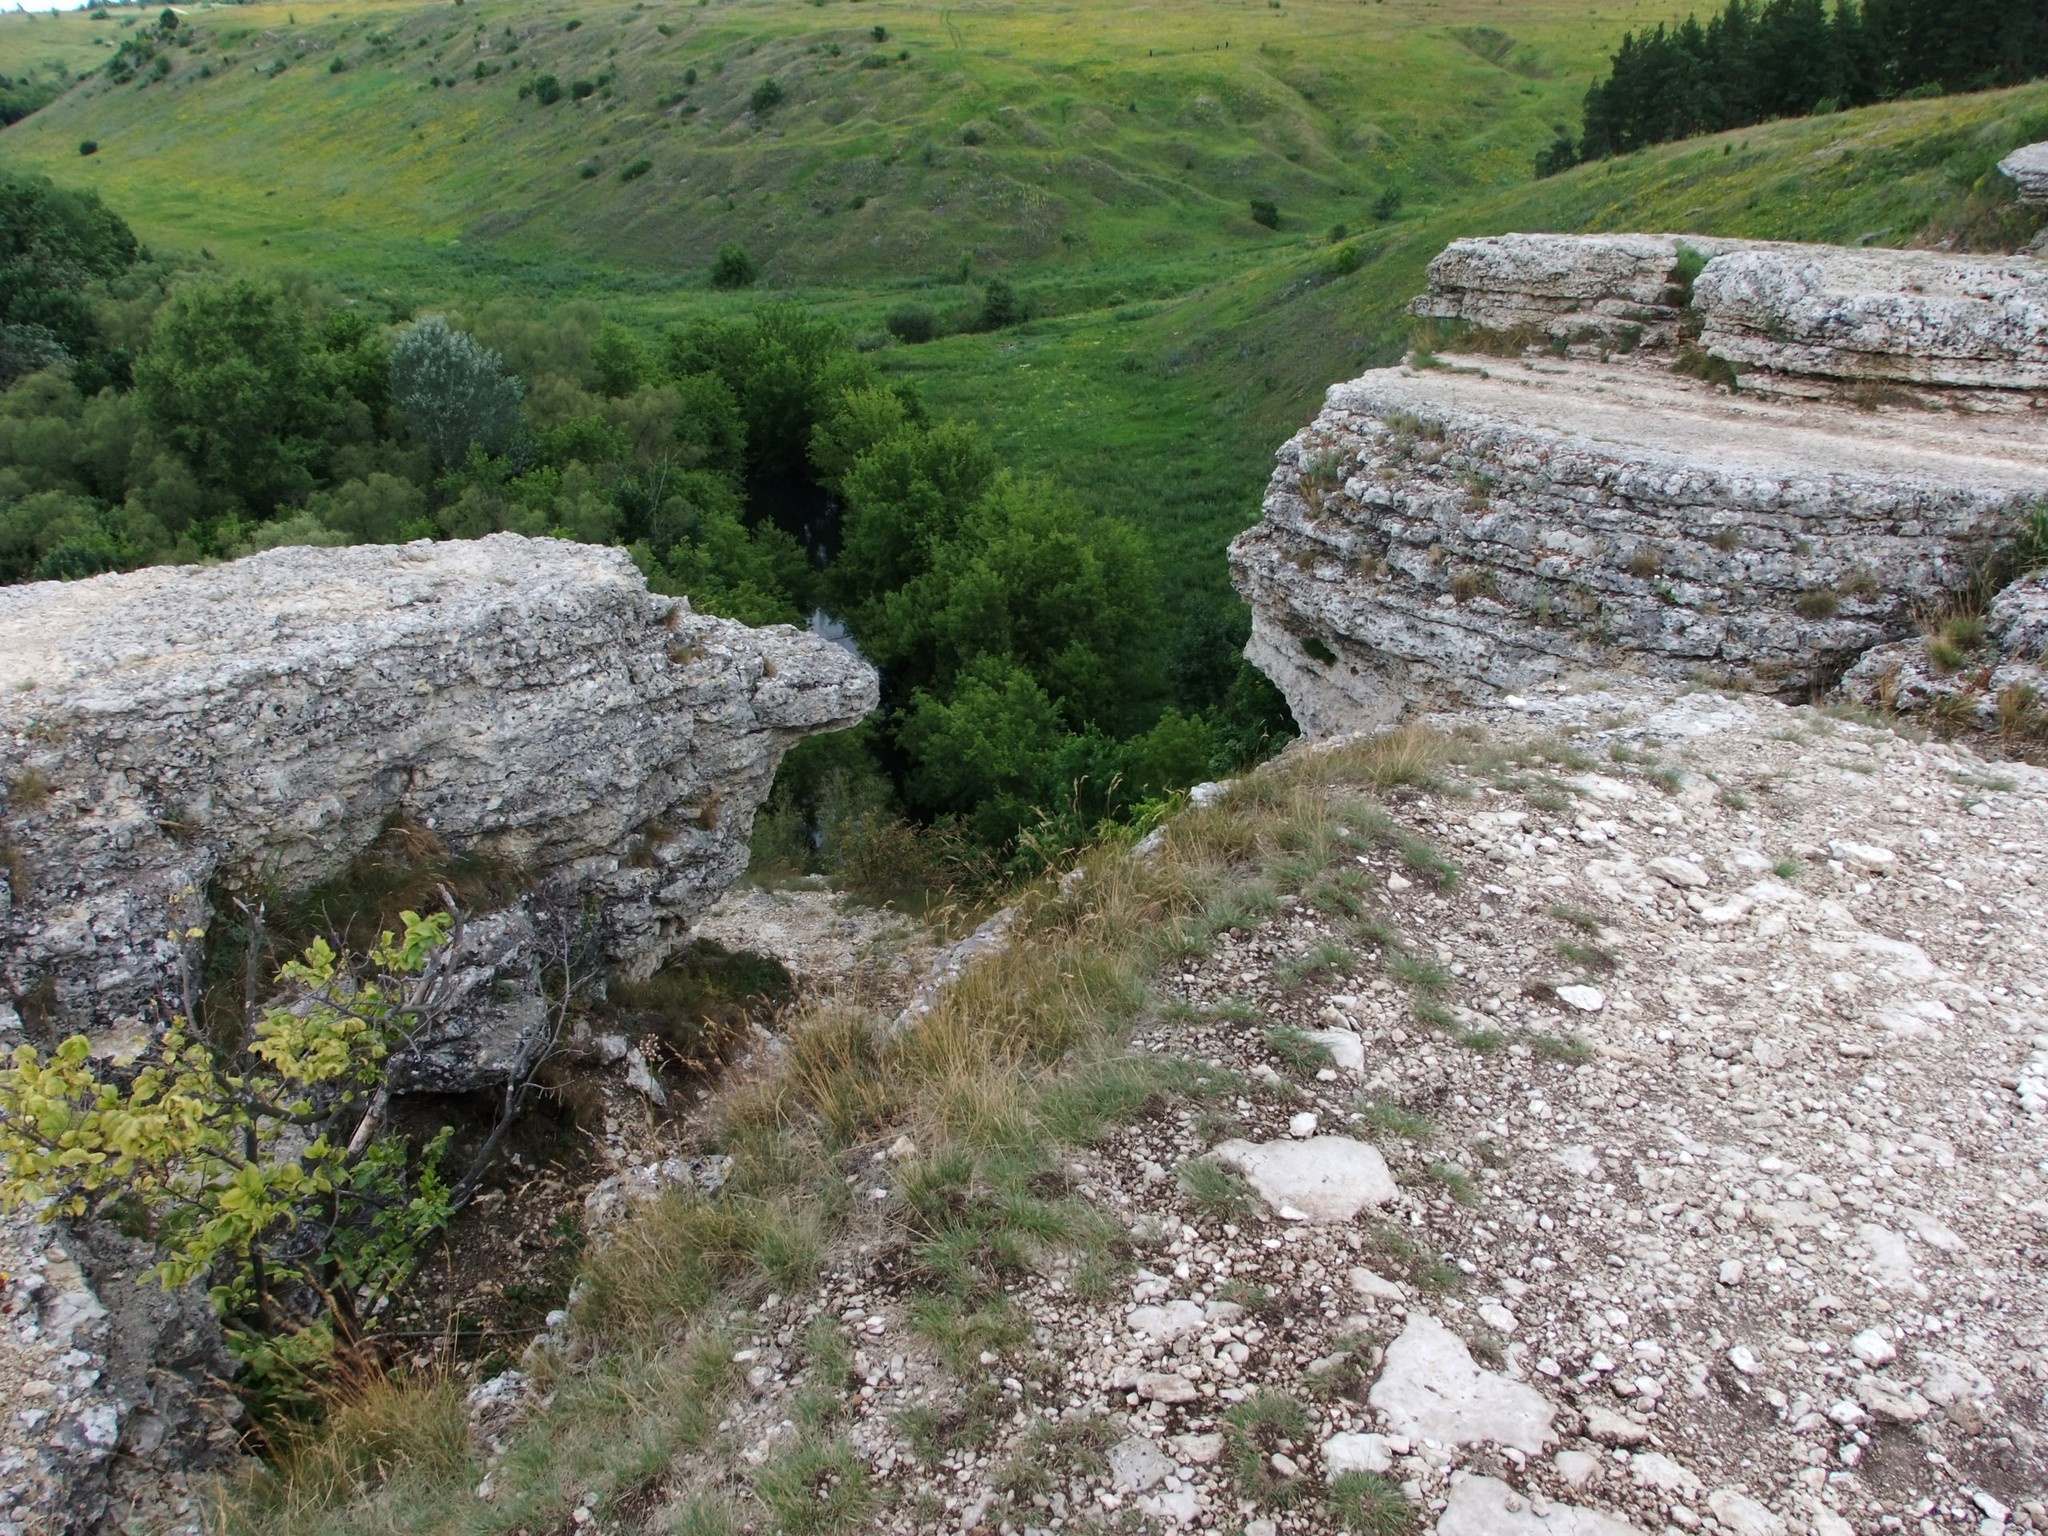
[533,72,562,103]
[710,241,759,288]
[978,276,1024,330]
[1370,186,1402,220]
[571,78,596,100]
[750,77,785,114]
[885,305,938,344]
[1794,589,1839,620]
[1248,197,1280,229]
[77,140,97,155]
[684,65,698,85]
[620,157,653,182]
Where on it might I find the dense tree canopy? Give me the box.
[1542,0,2048,171]
[0,175,1293,869]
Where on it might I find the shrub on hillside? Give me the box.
[978,277,1024,331]
[532,72,562,104]
[750,77,785,114]
[388,315,525,469]
[885,305,938,344]
[709,242,759,289]
[1249,198,1280,229]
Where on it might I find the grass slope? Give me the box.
[0,0,1661,282]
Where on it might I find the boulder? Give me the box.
[1410,232,1774,348]
[2000,141,2048,206]
[1209,1135,1396,1222]
[1692,247,2048,391]
[0,536,877,1085]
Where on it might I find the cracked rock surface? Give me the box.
[0,534,877,1072]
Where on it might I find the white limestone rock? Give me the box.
[1229,351,2042,735]
[1321,1432,1394,1477]
[1210,1135,1396,1223]
[1368,1312,1557,1455]
[2001,141,2048,205]
[1435,1472,1646,1536]
[0,536,877,1089]
[1693,246,2048,391]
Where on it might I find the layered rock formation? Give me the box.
[2001,140,2048,205]
[1234,234,2048,736]
[0,535,877,1087]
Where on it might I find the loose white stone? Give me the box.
[1552,1450,1602,1490]
[1307,1028,1366,1073]
[1137,1372,1199,1404]
[1477,1302,1517,1335]
[1368,1312,1557,1455]
[1109,1437,1176,1493]
[1171,1432,1223,1465]
[1726,1344,1762,1375]
[1629,1452,1702,1498]
[1717,1259,1745,1286]
[1211,1136,1397,1223]
[1829,840,1896,873]
[1556,984,1605,1012]
[1435,1472,1647,1535]
[1288,1111,1319,1138]
[1322,1432,1394,1477]
[1582,1405,1649,1447]
[1705,1488,1786,1536]
[1647,856,1710,888]
[1849,1329,1896,1368]
[1129,1300,1206,1344]
[1349,1267,1407,1301]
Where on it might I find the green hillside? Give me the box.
[0,0,1662,284]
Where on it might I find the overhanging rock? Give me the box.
[0,534,878,1086]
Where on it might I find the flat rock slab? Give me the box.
[0,535,878,1070]
[1694,246,2048,389]
[1210,1135,1395,1222]
[1368,1313,1557,1455]
[1436,1473,1647,1536]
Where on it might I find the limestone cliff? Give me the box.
[0,534,878,1085]
[1234,235,2048,737]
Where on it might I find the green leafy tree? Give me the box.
[709,242,759,290]
[388,314,525,471]
[0,911,462,1323]
[0,173,141,390]
[135,281,351,514]
[829,419,997,620]
[899,656,1066,843]
[869,472,1161,731]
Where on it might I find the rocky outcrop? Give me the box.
[2001,140,2048,205]
[0,535,877,1087]
[1233,234,2048,736]
[1841,568,2048,728]
[1411,232,1770,348]
[1416,232,2048,393]
[1693,246,2048,391]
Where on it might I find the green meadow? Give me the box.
[0,0,2041,635]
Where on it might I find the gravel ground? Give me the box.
[682,686,2048,1536]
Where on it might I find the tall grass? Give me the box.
[212,726,1450,1535]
